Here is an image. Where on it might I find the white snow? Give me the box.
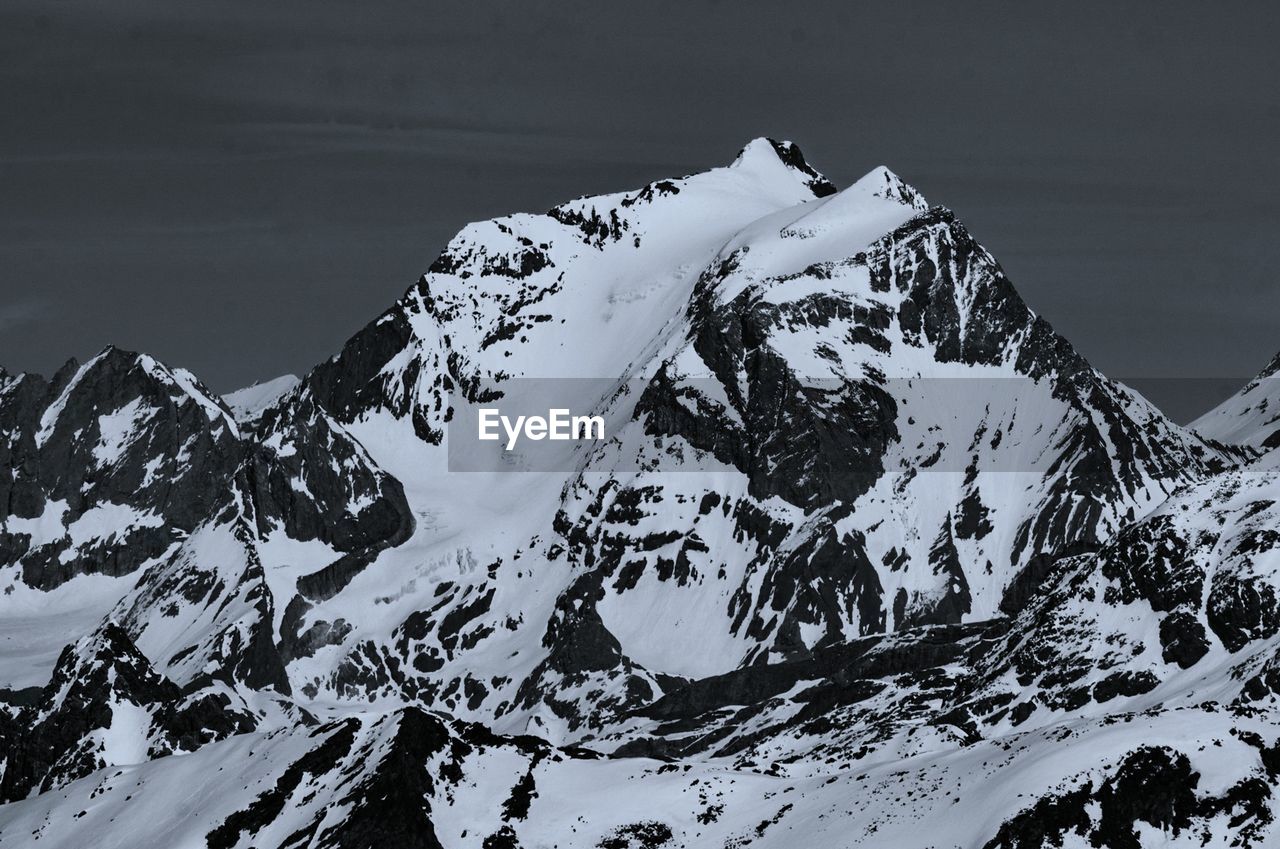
[98,699,152,767]
[1192,373,1279,448]
[92,398,150,466]
[222,374,301,422]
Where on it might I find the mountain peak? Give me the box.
[1260,349,1280,380]
[54,346,235,427]
[731,137,837,197]
[1191,346,1280,449]
[852,164,929,211]
[221,373,301,422]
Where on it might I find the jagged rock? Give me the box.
[0,623,254,801]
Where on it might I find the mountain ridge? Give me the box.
[1193,348,1280,449]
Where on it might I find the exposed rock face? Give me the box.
[238,389,411,553]
[0,348,242,589]
[983,745,1280,849]
[0,346,414,702]
[0,139,1277,848]
[113,518,292,695]
[0,623,255,802]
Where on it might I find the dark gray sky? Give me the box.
[1,1,1276,420]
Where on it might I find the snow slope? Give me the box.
[221,374,300,423]
[1192,351,1280,449]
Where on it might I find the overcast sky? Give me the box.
[1,1,1276,420]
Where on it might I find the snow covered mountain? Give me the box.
[1193,351,1280,449]
[0,139,1274,848]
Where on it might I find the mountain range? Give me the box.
[0,138,1277,848]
